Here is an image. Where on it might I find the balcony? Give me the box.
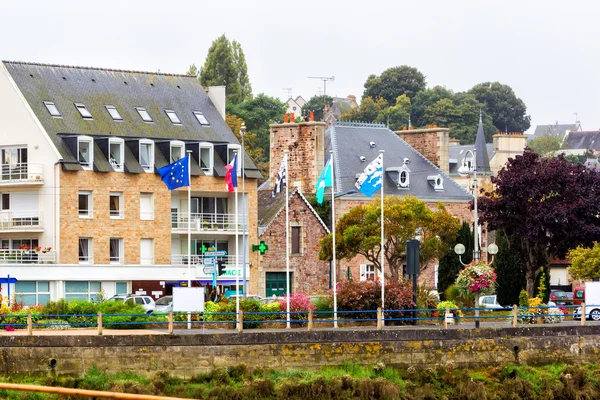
[0,249,56,264]
[0,163,44,186]
[171,254,245,266]
[171,212,245,233]
[0,210,43,232]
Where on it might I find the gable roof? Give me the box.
[326,122,472,202]
[2,61,259,176]
[562,130,600,151]
[530,123,578,141]
[257,189,330,236]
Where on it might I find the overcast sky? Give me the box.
[2,0,598,133]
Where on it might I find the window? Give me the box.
[227,144,241,176]
[199,143,214,174]
[139,139,154,172]
[1,147,28,180]
[15,281,50,306]
[109,192,124,218]
[140,193,154,220]
[1,193,9,210]
[115,282,128,295]
[105,105,122,120]
[78,238,92,263]
[44,101,61,117]
[165,109,181,124]
[77,136,93,170]
[78,191,92,218]
[360,264,376,281]
[108,138,124,172]
[193,111,209,125]
[74,103,93,119]
[140,238,154,265]
[136,107,153,122]
[65,281,102,302]
[291,226,301,255]
[110,238,123,264]
[170,141,185,163]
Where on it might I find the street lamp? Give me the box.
[240,123,247,297]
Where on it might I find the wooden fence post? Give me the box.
[237,310,243,333]
[444,306,450,329]
[377,307,382,330]
[168,311,174,334]
[27,312,32,336]
[97,312,103,336]
[581,303,586,326]
[307,309,313,331]
[512,305,518,328]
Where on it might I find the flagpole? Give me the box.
[284,150,290,329]
[330,151,338,329]
[234,151,240,330]
[379,149,385,327]
[186,150,192,330]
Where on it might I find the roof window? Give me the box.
[44,101,61,117]
[105,105,122,121]
[75,103,93,119]
[136,107,153,123]
[165,109,182,125]
[193,111,209,126]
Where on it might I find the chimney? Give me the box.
[395,127,450,173]
[347,94,356,101]
[206,86,226,120]
[449,138,461,147]
[491,131,527,174]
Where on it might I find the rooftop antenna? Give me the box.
[308,75,335,110]
[282,88,292,99]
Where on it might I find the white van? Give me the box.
[574,282,600,320]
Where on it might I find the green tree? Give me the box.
[198,35,252,105]
[319,196,460,281]
[302,95,334,121]
[186,64,199,78]
[527,134,562,157]
[375,95,412,130]
[363,65,427,104]
[411,86,454,128]
[494,231,525,306]
[437,221,473,299]
[468,82,531,132]
[568,242,600,281]
[340,96,388,123]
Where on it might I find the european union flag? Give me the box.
[158,155,190,190]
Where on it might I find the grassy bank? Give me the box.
[2,362,600,399]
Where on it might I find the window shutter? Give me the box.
[360,264,366,281]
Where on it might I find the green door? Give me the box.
[265,272,292,297]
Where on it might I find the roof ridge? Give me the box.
[335,121,386,128]
[2,60,194,78]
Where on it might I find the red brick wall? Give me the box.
[396,128,450,173]
[256,193,330,296]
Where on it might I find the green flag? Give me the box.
[315,155,333,204]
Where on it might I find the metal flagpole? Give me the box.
[380,150,385,327]
[186,150,192,330]
[234,151,240,329]
[330,151,338,329]
[284,150,290,329]
[241,124,247,297]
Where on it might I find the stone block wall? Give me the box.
[396,128,450,174]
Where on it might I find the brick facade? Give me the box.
[255,193,330,296]
[396,128,450,174]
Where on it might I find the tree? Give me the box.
[341,96,388,123]
[186,64,199,78]
[468,82,531,133]
[494,231,525,306]
[568,242,600,281]
[302,95,333,121]
[478,148,600,296]
[527,134,562,157]
[375,95,411,130]
[363,65,427,104]
[319,196,460,281]
[437,221,473,299]
[198,35,251,105]
[411,86,454,128]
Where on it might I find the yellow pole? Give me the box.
[0,382,188,399]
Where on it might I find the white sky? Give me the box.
[1,0,599,133]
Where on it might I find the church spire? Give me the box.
[475,110,491,173]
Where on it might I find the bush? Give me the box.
[210,299,264,328]
[43,298,70,316]
[97,301,148,329]
[279,293,315,325]
[445,284,475,307]
[518,290,529,307]
[260,302,283,321]
[436,301,462,323]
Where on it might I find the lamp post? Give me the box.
[240,123,247,297]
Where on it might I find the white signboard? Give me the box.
[173,287,205,312]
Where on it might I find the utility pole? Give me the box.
[308,76,334,109]
[282,88,292,99]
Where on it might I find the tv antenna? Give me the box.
[282,88,292,99]
[308,75,334,108]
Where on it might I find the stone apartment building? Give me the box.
[0,61,260,304]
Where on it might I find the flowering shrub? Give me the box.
[455,263,497,296]
[279,293,315,325]
[436,300,462,323]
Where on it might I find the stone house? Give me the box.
[0,61,261,304]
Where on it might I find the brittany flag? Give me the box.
[225,154,238,193]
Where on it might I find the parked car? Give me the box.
[550,290,568,302]
[107,295,156,313]
[153,295,173,313]
[260,296,283,305]
[574,286,585,305]
[478,295,510,310]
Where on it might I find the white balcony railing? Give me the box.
[0,249,56,264]
[171,212,246,232]
[0,210,43,230]
[0,163,43,184]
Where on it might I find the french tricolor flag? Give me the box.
[225,154,238,193]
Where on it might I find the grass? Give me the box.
[2,362,600,399]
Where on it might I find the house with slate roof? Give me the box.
[528,122,581,141]
[0,61,260,303]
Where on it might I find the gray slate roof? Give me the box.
[326,122,472,202]
[562,131,600,151]
[530,124,578,141]
[3,61,260,177]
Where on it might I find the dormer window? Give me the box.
[193,111,209,126]
[227,144,241,176]
[109,138,124,172]
[77,136,94,170]
[139,139,154,173]
[427,174,444,191]
[199,142,214,175]
[398,158,411,189]
[165,109,181,125]
[75,103,93,119]
[105,105,122,121]
[170,140,185,163]
[44,101,61,117]
[136,107,153,123]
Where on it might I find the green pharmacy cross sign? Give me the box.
[252,241,269,255]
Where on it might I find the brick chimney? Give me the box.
[491,132,527,174]
[269,116,326,194]
[396,127,450,173]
